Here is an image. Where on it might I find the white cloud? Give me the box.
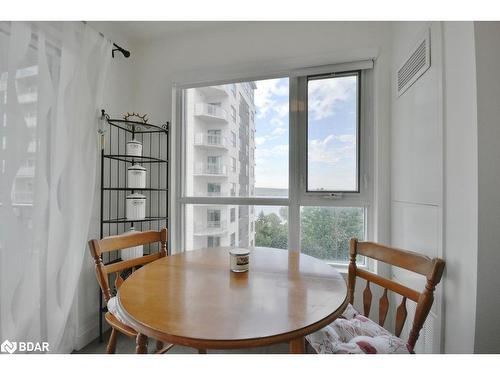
[337,134,356,143]
[308,133,356,165]
[256,144,289,159]
[308,76,356,121]
[255,137,266,146]
[254,78,289,122]
[254,127,287,146]
[270,127,286,136]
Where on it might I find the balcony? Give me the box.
[11,191,34,204]
[193,220,228,236]
[18,92,38,104]
[25,116,37,128]
[194,103,228,123]
[195,190,228,197]
[196,85,228,99]
[194,163,227,177]
[194,133,228,150]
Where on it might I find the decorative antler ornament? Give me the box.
[123,112,149,124]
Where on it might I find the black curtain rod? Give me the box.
[112,43,130,58]
[81,22,130,59]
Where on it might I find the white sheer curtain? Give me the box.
[0,21,111,353]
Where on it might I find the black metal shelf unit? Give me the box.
[98,109,169,341]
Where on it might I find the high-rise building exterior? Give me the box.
[1,65,38,208]
[184,82,256,250]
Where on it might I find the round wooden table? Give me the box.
[117,247,348,353]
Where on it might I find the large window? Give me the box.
[178,65,371,263]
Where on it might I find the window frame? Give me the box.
[305,70,362,194]
[173,62,373,267]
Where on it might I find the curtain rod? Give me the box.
[82,21,130,59]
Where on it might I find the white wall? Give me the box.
[442,21,478,354]
[131,22,391,123]
[390,21,500,354]
[390,21,444,353]
[473,21,500,354]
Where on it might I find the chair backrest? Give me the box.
[348,238,445,352]
[88,228,168,303]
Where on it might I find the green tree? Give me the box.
[254,207,363,260]
[255,211,288,249]
[300,207,364,261]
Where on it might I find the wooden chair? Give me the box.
[88,228,173,354]
[307,239,445,354]
[349,239,445,352]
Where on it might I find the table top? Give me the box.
[117,247,348,349]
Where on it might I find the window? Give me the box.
[207,183,221,196]
[230,83,236,98]
[178,67,370,262]
[207,209,221,227]
[206,155,222,175]
[231,105,236,123]
[231,157,236,172]
[207,102,221,116]
[207,129,221,145]
[307,72,360,192]
[231,131,237,147]
[207,236,220,248]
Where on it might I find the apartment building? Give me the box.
[1,65,38,207]
[184,82,256,250]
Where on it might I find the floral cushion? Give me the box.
[306,304,411,354]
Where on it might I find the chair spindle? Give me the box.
[395,296,408,337]
[363,280,372,317]
[378,288,389,326]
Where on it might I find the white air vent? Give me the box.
[397,29,431,96]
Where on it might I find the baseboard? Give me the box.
[74,322,109,351]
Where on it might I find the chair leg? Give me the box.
[198,349,207,354]
[156,340,164,352]
[136,333,148,354]
[106,328,118,354]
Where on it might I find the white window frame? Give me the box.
[172,60,374,268]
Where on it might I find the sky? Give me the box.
[253,75,358,192]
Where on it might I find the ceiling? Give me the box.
[94,21,230,44]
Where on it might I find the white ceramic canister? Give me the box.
[126,193,146,220]
[127,165,147,189]
[126,138,142,157]
[229,248,250,273]
[121,227,144,260]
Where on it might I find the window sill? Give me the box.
[326,262,368,275]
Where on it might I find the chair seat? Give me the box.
[306,304,411,354]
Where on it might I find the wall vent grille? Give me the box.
[397,29,431,96]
